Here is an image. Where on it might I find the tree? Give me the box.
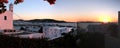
[38,27,43,33]
[0,0,56,14]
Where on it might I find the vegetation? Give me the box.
[76,32,105,48]
[0,35,49,48]
[0,0,56,14]
[0,31,105,48]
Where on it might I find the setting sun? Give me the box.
[102,18,111,23]
[99,16,112,23]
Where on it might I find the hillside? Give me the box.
[14,19,67,23]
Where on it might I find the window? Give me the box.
[4,16,7,20]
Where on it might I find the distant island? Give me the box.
[14,19,112,23]
[14,19,67,23]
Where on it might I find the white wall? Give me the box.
[43,26,72,40]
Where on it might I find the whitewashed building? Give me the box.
[43,26,73,40]
[15,26,73,40]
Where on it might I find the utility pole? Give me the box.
[76,22,79,35]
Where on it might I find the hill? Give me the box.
[14,19,66,23]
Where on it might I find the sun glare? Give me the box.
[99,16,112,23]
[102,18,110,23]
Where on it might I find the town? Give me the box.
[0,0,119,48]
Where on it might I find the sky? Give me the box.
[7,0,120,22]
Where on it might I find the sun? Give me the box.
[99,16,112,23]
[102,18,110,23]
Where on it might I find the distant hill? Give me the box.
[14,19,67,23]
[79,21,102,23]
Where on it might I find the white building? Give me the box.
[14,26,73,40]
[43,26,72,40]
[0,3,13,30]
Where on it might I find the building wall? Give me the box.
[0,11,13,30]
[87,24,108,33]
[78,23,101,31]
[118,11,120,25]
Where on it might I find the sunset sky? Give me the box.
[7,0,120,22]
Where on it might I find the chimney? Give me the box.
[9,3,13,12]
